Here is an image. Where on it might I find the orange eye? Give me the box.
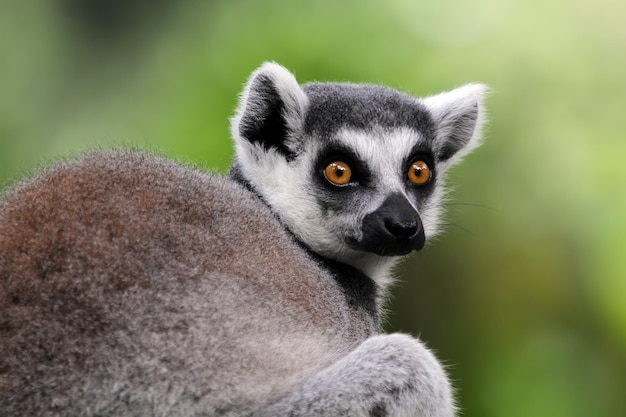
[407,160,431,185]
[324,161,352,186]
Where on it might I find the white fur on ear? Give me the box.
[230,62,308,156]
[422,83,489,168]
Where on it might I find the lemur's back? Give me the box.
[0,151,375,416]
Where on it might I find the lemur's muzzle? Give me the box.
[350,193,425,256]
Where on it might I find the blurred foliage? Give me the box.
[1,1,625,416]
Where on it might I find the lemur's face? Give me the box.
[231,63,486,281]
[306,126,435,257]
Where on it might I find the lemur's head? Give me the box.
[231,62,487,285]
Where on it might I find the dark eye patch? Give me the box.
[403,146,436,180]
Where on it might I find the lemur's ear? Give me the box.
[231,62,308,159]
[423,83,488,166]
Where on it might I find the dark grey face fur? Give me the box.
[302,83,437,140]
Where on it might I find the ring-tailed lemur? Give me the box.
[0,62,487,417]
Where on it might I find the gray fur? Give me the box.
[0,62,487,416]
[302,83,436,141]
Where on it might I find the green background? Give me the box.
[1,1,625,416]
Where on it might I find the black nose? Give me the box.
[380,193,421,241]
[352,193,425,256]
[385,218,418,239]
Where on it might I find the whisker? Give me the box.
[445,202,499,212]
[446,222,480,238]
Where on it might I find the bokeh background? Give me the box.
[1,1,625,416]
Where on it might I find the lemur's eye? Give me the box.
[407,160,432,185]
[324,161,352,186]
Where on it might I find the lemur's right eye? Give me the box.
[324,161,352,186]
[407,160,432,185]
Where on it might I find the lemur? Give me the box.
[0,62,487,417]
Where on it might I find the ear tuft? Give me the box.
[423,83,489,166]
[231,62,308,158]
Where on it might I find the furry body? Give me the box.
[0,63,486,416]
[0,152,380,415]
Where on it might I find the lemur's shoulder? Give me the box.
[0,150,292,290]
[0,150,377,332]
[0,151,378,415]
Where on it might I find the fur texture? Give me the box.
[0,62,487,417]
[0,152,377,416]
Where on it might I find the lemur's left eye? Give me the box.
[324,161,352,186]
[407,160,432,185]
